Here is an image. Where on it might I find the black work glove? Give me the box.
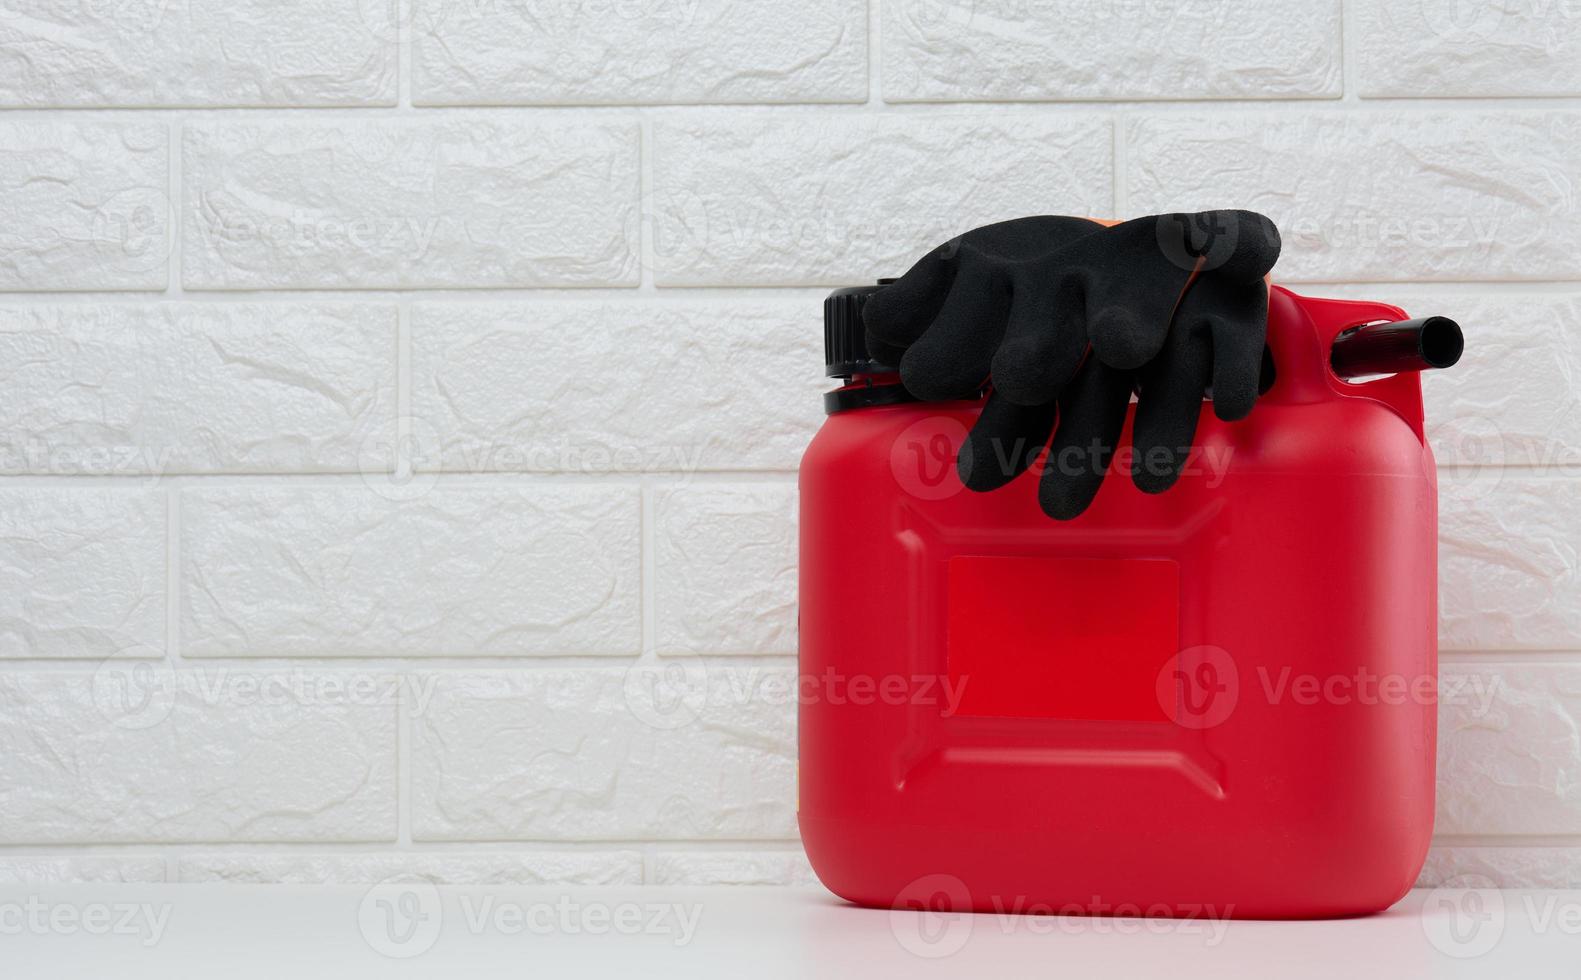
[863,211,1281,519]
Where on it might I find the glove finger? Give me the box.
[1038,360,1133,520]
[898,249,1010,401]
[1206,279,1269,422]
[863,331,909,370]
[1080,215,1198,370]
[863,215,1109,352]
[957,214,1110,260]
[1258,344,1277,395]
[1082,210,1280,370]
[861,241,959,348]
[989,274,1089,407]
[1198,209,1282,284]
[957,389,1059,492]
[1131,327,1212,495]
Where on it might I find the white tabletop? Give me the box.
[1,883,1573,977]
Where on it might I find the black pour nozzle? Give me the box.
[1330,316,1464,379]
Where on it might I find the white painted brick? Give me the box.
[0,490,163,660]
[411,300,824,474]
[1420,847,1581,889]
[1357,0,1581,97]
[411,669,795,840]
[0,121,167,290]
[0,0,395,107]
[651,114,1113,285]
[883,0,1340,101]
[1375,293,1581,471]
[177,851,642,885]
[182,119,638,289]
[180,487,640,657]
[1323,287,1581,470]
[1437,664,1581,836]
[0,857,166,884]
[0,671,396,842]
[654,484,797,656]
[0,304,396,476]
[651,850,817,886]
[1126,113,1581,282]
[1440,478,1581,651]
[413,0,866,105]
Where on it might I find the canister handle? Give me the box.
[1263,287,1428,443]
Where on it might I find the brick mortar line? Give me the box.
[3,281,1580,299]
[0,654,1567,672]
[639,482,658,663]
[0,469,1574,489]
[396,684,412,848]
[0,655,799,669]
[1339,0,1358,103]
[0,284,1579,304]
[0,472,803,487]
[1,654,1572,671]
[3,100,1581,122]
[4,466,1581,488]
[166,488,181,662]
[0,837,1574,854]
[0,841,806,854]
[7,840,1577,852]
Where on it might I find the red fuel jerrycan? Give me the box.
[798,285,1463,920]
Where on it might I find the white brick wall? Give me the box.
[0,0,1578,891]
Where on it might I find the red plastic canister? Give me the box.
[798,285,1441,919]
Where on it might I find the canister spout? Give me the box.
[1329,317,1464,379]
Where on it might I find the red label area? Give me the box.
[946,556,1178,721]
